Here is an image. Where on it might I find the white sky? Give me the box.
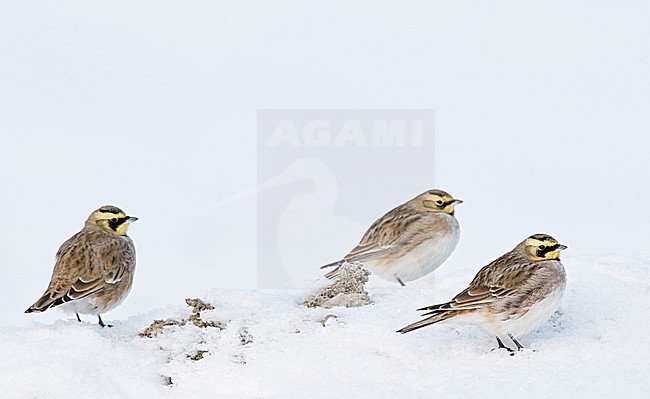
[1,1,649,326]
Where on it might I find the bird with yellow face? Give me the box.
[25,205,138,327]
[321,189,463,286]
[397,233,567,353]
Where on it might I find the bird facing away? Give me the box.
[25,205,138,327]
[321,189,462,286]
[397,233,567,353]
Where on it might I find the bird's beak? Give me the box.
[126,216,139,223]
[452,199,463,205]
[557,244,568,251]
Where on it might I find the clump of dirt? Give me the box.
[139,319,184,338]
[185,298,215,313]
[305,262,372,308]
[319,314,338,326]
[239,327,253,345]
[139,298,225,338]
[187,350,209,361]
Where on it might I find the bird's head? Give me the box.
[87,205,138,236]
[418,189,463,215]
[519,233,567,261]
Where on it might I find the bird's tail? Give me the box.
[397,308,457,334]
[25,290,65,313]
[320,260,342,280]
[323,267,340,280]
[26,278,104,314]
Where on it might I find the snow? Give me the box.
[3,254,649,398]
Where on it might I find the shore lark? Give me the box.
[321,189,462,286]
[25,205,138,327]
[397,234,567,353]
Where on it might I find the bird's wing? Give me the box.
[101,236,136,284]
[25,231,135,313]
[339,242,392,264]
[399,251,542,334]
[421,286,516,313]
[356,204,423,249]
[321,206,424,271]
[320,243,391,278]
[417,252,531,314]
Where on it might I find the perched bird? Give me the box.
[397,233,567,353]
[25,205,138,327]
[321,189,462,286]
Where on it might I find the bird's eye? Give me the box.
[436,200,444,206]
[110,218,118,222]
[539,245,546,250]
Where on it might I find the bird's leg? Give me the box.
[495,336,515,354]
[508,334,524,351]
[97,315,112,328]
[75,313,82,323]
[395,276,406,287]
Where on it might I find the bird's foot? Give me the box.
[98,315,113,328]
[494,336,516,356]
[508,334,525,351]
[491,346,516,356]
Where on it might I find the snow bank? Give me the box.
[1,255,649,398]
